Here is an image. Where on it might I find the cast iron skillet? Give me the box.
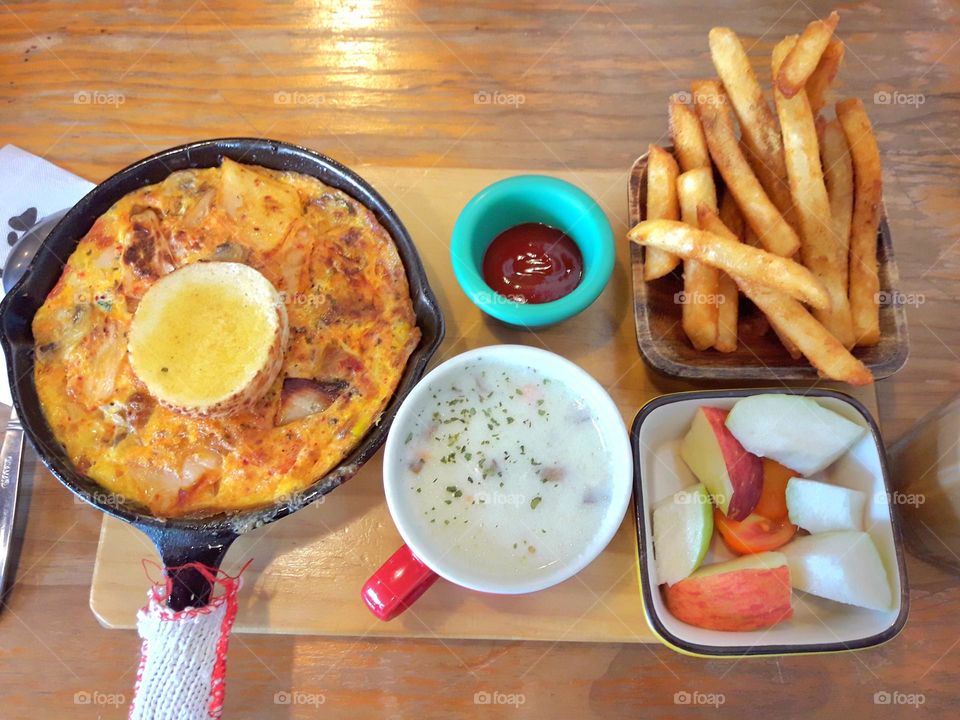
[0,138,444,610]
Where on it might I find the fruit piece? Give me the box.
[127,262,289,417]
[680,406,763,520]
[754,458,793,521]
[714,510,798,555]
[664,552,793,631]
[653,484,714,586]
[786,477,866,533]
[781,531,892,611]
[725,394,867,475]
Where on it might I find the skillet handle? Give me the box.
[131,528,243,719]
[150,529,237,611]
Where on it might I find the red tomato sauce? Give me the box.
[481,223,583,304]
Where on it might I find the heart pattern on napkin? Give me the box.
[7,206,38,246]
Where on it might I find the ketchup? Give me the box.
[481,223,583,304]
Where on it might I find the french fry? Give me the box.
[737,217,803,357]
[837,97,883,346]
[708,28,798,231]
[743,208,800,360]
[676,168,720,350]
[708,207,798,357]
[691,79,801,258]
[718,189,744,239]
[741,280,873,385]
[643,145,682,280]
[707,28,783,177]
[677,168,719,223]
[669,96,711,172]
[670,98,718,349]
[714,272,739,353]
[775,11,841,99]
[714,192,742,353]
[820,119,854,308]
[807,38,845,116]
[772,36,855,348]
[627,218,830,309]
[699,211,871,384]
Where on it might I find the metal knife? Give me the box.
[0,405,24,607]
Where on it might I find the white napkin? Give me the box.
[0,145,94,405]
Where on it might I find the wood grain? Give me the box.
[1,1,959,718]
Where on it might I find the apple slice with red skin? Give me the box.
[664,552,793,631]
[680,407,763,520]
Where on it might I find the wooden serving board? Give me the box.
[90,165,879,641]
[628,152,909,380]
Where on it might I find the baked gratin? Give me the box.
[32,158,421,516]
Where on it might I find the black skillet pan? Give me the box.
[0,138,444,610]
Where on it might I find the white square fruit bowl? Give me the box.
[632,388,909,657]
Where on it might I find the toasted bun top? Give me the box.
[128,261,288,416]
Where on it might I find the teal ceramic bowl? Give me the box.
[450,175,615,327]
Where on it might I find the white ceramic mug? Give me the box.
[361,345,633,620]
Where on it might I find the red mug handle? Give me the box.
[361,544,440,621]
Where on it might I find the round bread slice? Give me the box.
[128,261,289,417]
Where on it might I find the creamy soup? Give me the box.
[395,358,615,587]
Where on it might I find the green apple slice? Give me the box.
[653,483,713,586]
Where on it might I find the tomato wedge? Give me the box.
[714,509,797,555]
[753,459,794,521]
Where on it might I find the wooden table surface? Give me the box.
[1,1,959,717]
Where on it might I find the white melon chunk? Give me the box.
[781,531,892,611]
[725,394,866,475]
[786,477,866,533]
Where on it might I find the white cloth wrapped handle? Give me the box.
[129,564,244,720]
